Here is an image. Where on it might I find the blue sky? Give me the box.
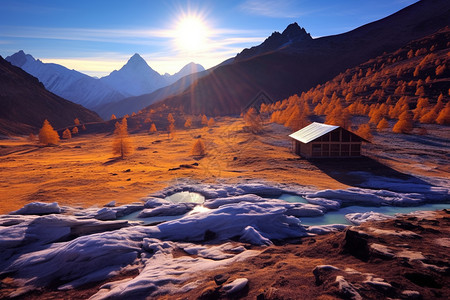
[0,0,418,77]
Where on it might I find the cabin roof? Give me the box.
[289,122,339,144]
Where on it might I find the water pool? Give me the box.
[277,193,308,203]
[119,192,208,224]
[300,203,450,226]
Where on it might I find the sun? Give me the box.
[175,16,210,52]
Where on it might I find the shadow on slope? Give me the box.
[308,156,437,191]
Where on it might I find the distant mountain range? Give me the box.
[5,51,204,111]
[0,56,102,136]
[143,0,450,116]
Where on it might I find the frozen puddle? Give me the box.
[2,182,449,298]
[165,191,205,204]
[300,203,450,226]
[278,193,308,203]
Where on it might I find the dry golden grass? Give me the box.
[0,116,448,214]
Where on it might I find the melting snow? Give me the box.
[1,181,448,297]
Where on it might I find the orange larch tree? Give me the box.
[149,123,157,133]
[377,118,389,131]
[39,119,60,146]
[62,128,72,139]
[191,139,206,156]
[356,123,373,141]
[113,118,133,159]
[393,110,413,133]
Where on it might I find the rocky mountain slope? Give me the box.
[5,51,125,109]
[0,56,102,136]
[143,0,450,116]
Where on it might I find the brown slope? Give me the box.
[145,0,450,116]
[0,57,102,136]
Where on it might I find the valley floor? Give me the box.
[0,117,449,214]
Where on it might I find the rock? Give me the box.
[369,243,395,259]
[222,278,248,295]
[213,274,229,286]
[401,290,422,299]
[239,226,272,246]
[104,201,116,207]
[307,224,348,235]
[396,250,425,261]
[143,197,169,208]
[10,202,61,215]
[94,208,117,221]
[137,203,193,218]
[312,265,340,285]
[343,227,370,261]
[345,211,394,225]
[112,204,144,217]
[335,275,362,300]
[363,279,393,292]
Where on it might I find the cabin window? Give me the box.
[322,144,330,156]
[341,144,350,156]
[330,144,339,156]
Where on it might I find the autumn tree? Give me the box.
[81,124,86,131]
[62,128,72,139]
[168,123,175,139]
[111,114,117,120]
[74,118,80,125]
[201,115,208,126]
[167,113,175,124]
[39,119,60,146]
[436,102,450,125]
[149,123,157,133]
[72,126,78,134]
[393,110,413,133]
[356,123,373,141]
[144,117,152,123]
[413,98,429,121]
[244,108,263,133]
[191,139,206,156]
[207,117,215,127]
[113,118,132,159]
[377,118,389,131]
[181,118,190,128]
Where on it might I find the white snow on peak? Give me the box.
[5,51,205,111]
[5,51,125,108]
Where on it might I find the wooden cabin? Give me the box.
[289,122,369,158]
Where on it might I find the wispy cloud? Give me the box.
[8,25,266,76]
[239,0,307,18]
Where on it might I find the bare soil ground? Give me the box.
[0,117,449,214]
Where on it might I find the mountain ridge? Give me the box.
[142,0,450,116]
[5,51,205,114]
[0,56,102,136]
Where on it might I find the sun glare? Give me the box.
[175,16,210,52]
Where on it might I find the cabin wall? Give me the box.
[292,128,363,158]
